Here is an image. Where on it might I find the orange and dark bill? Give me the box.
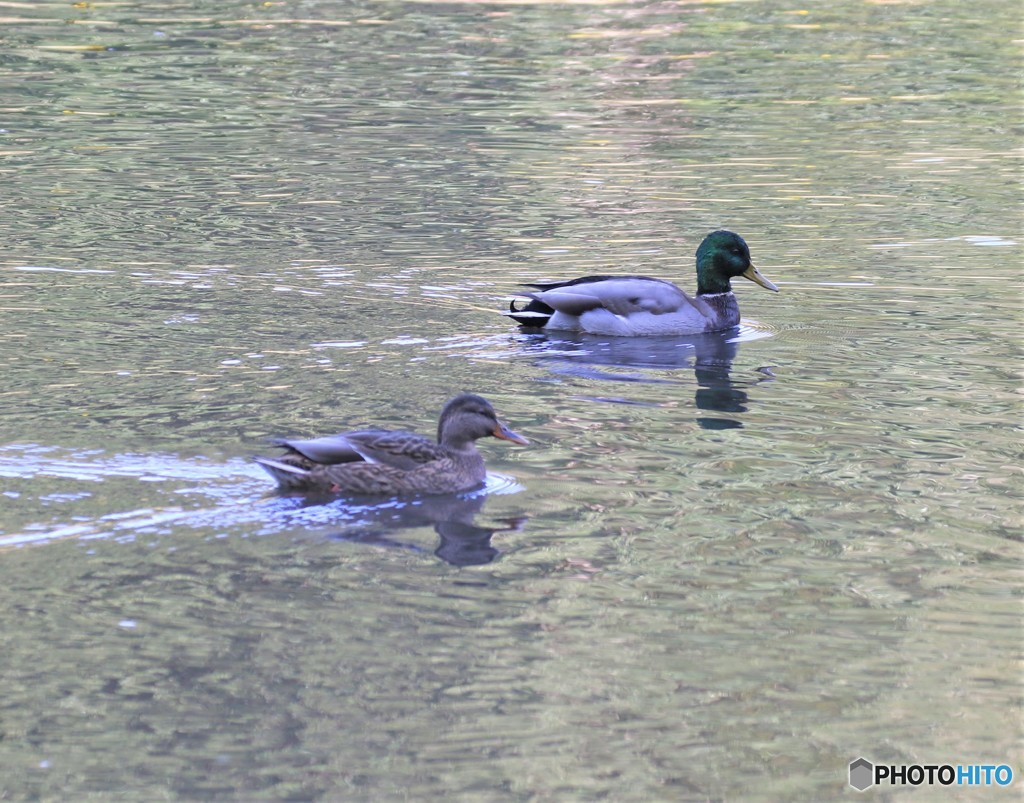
[493,422,529,445]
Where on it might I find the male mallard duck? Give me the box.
[507,230,778,336]
[253,393,528,495]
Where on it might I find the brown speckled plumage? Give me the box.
[254,393,527,495]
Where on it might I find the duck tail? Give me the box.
[252,457,311,490]
[505,297,554,327]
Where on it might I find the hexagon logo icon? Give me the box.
[849,757,874,791]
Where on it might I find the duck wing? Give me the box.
[273,429,444,471]
[253,454,478,495]
[271,433,369,465]
[342,430,446,469]
[525,274,643,291]
[525,276,712,318]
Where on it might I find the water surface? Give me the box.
[0,0,1019,799]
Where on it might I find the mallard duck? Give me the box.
[507,230,778,336]
[253,393,528,495]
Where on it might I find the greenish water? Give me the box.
[0,0,1019,800]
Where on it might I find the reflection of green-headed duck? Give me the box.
[508,230,778,336]
[254,394,528,495]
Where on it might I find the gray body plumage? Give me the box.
[506,230,777,336]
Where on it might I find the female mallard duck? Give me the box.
[254,393,528,495]
[507,230,778,336]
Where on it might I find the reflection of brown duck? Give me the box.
[325,493,528,567]
[254,394,528,495]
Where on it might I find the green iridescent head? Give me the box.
[695,230,779,295]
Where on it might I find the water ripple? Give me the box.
[0,445,524,550]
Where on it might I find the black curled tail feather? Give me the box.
[507,298,554,327]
